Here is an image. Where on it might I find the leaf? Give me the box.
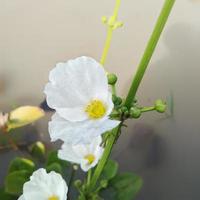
[0,187,16,200]
[8,157,35,174]
[46,151,71,179]
[5,170,31,195]
[100,160,118,181]
[100,172,143,200]
[46,150,70,169]
[46,162,63,174]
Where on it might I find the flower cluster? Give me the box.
[18,57,120,200]
[44,56,120,170]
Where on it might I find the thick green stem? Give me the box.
[125,0,175,108]
[88,125,121,191]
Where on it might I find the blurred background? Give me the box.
[1,0,200,199]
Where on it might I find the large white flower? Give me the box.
[58,136,104,172]
[18,168,68,200]
[44,56,120,144]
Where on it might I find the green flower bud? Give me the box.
[29,141,45,159]
[121,106,128,113]
[130,107,141,118]
[107,73,118,85]
[116,97,122,105]
[110,110,120,118]
[112,95,118,104]
[155,100,167,113]
[100,180,108,188]
[74,180,82,188]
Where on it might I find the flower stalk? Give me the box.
[100,0,122,66]
[124,0,176,108]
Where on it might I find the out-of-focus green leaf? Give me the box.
[100,160,118,181]
[8,157,35,174]
[0,187,16,200]
[46,150,70,169]
[100,172,143,200]
[46,162,63,174]
[29,141,46,160]
[5,170,31,195]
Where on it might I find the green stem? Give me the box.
[140,106,155,113]
[124,0,175,108]
[88,125,122,191]
[86,169,92,187]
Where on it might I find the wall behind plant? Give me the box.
[0,0,200,199]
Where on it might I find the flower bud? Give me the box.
[155,100,166,113]
[121,106,128,113]
[107,73,118,85]
[100,180,108,188]
[74,180,82,188]
[130,107,141,118]
[7,106,45,131]
[29,141,45,159]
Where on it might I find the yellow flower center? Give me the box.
[85,100,106,119]
[48,195,59,200]
[85,154,95,164]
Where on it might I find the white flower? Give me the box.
[58,136,104,172]
[18,168,68,200]
[44,56,120,144]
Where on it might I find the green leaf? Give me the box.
[100,160,118,181]
[5,170,31,195]
[0,187,16,200]
[8,157,35,174]
[46,151,70,169]
[46,162,63,174]
[101,172,143,200]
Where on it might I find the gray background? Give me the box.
[1,0,200,199]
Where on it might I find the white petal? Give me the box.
[18,195,25,200]
[23,168,68,200]
[49,113,120,144]
[44,56,109,121]
[80,146,104,172]
[58,143,81,164]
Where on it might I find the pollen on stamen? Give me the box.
[85,154,95,164]
[48,195,59,200]
[85,100,106,119]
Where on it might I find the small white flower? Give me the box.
[18,168,68,200]
[44,56,120,144]
[58,136,104,172]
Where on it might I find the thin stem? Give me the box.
[68,165,77,199]
[100,28,113,65]
[86,169,92,187]
[111,84,117,95]
[124,0,176,108]
[140,106,155,113]
[100,0,121,65]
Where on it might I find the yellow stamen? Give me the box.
[48,195,59,200]
[85,154,95,164]
[85,100,106,119]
